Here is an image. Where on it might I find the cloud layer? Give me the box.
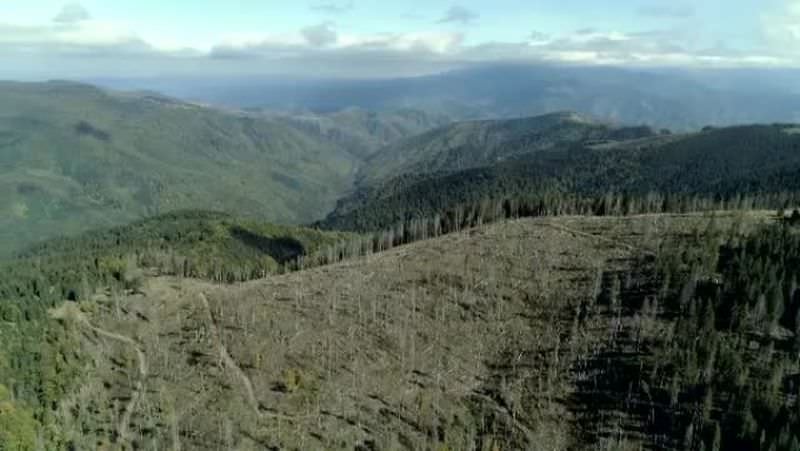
[53,3,92,23]
[1,1,799,80]
[437,6,479,24]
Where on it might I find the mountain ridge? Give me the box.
[323,122,800,232]
[96,65,800,131]
[358,111,657,184]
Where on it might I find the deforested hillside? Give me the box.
[359,111,656,183]
[0,210,352,450]
[0,81,360,256]
[322,124,800,232]
[20,211,800,450]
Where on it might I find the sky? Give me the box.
[1,0,800,79]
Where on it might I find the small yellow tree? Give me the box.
[0,384,38,451]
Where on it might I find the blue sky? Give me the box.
[2,0,799,79]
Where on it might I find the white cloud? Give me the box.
[339,31,464,53]
[437,6,478,25]
[504,28,791,68]
[528,31,550,44]
[302,22,338,47]
[0,3,153,56]
[1,2,799,80]
[762,0,800,51]
[0,21,145,53]
[212,28,463,57]
[53,3,91,24]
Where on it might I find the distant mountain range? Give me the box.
[93,65,800,131]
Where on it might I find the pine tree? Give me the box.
[754,293,768,330]
[795,309,800,351]
[767,285,785,330]
[684,422,695,450]
[703,388,714,421]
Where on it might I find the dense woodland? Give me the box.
[323,125,800,232]
[600,216,800,450]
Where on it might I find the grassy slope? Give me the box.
[53,212,775,450]
[0,81,358,256]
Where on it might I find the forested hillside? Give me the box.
[0,81,360,256]
[632,217,800,451]
[323,124,800,232]
[359,111,656,183]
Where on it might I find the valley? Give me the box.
[0,82,446,256]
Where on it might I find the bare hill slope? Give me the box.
[52,212,778,450]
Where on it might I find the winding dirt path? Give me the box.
[197,292,305,424]
[51,303,148,447]
[87,322,148,444]
[197,292,262,417]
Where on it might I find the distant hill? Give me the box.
[359,111,656,183]
[322,123,800,232]
[0,81,361,256]
[7,210,352,294]
[272,107,452,159]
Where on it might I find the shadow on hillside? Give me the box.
[230,226,306,264]
[567,335,682,450]
[75,120,111,142]
[567,263,686,450]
